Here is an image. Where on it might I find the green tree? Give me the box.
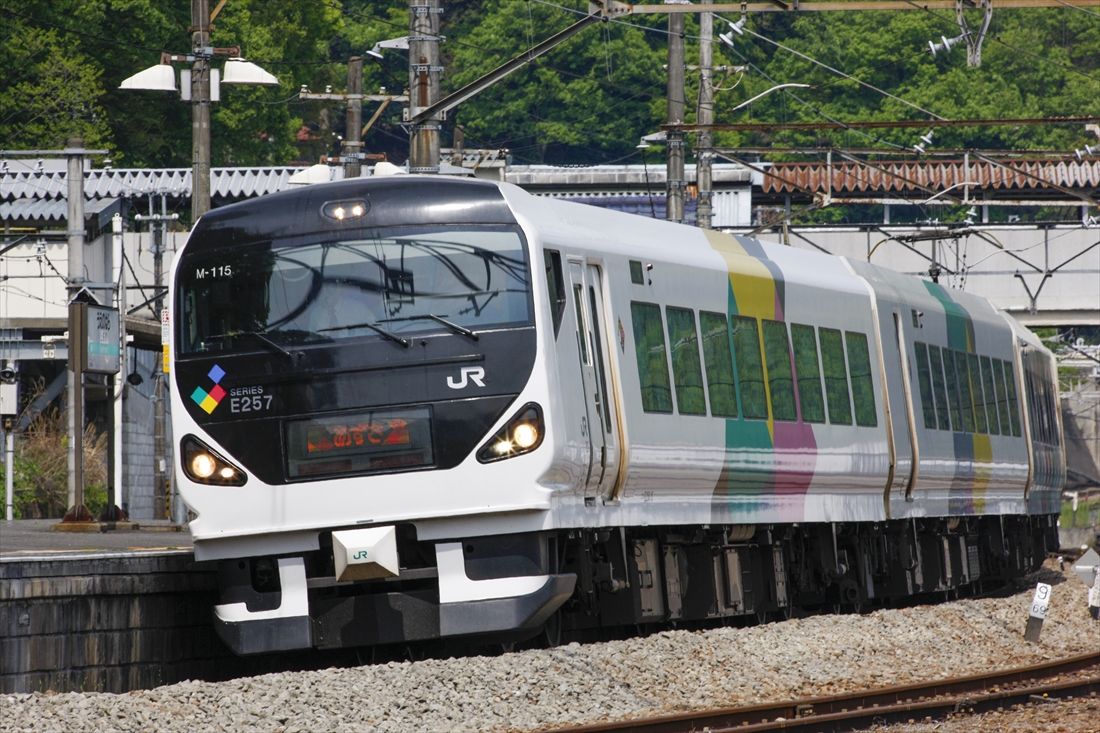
[444,0,667,163]
[0,5,113,150]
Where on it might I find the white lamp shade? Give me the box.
[222,58,279,86]
[119,64,177,92]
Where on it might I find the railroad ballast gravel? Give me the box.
[3,566,1098,733]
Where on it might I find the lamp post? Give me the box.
[120,0,278,221]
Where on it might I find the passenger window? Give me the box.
[993,358,1011,436]
[699,311,738,417]
[666,307,707,416]
[929,346,951,431]
[732,316,768,420]
[967,353,988,433]
[819,327,853,425]
[544,250,566,337]
[980,356,1000,435]
[845,331,877,427]
[762,320,797,422]
[630,301,673,414]
[954,350,975,433]
[942,349,964,432]
[913,341,937,429]
[1001,359,1022,437]
[791,323,825,423]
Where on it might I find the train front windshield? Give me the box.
[178,227,532,355]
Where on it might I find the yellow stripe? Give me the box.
[705,230,778,441]
[972,433,992,513]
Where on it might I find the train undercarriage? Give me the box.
[213,513,1058,654]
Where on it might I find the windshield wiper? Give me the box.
[319,321,410,348]
[207,330,298,361]
[384,314,479,341]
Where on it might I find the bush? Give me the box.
[0,405,107,519]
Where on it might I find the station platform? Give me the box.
[0,519,193,558]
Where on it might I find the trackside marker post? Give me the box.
[1024,582,1051,642]
[1071,548,1100,620]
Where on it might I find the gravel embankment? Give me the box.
[2,565,1098,733]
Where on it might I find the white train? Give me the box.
[171,175,1064,654]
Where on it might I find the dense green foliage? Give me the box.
[2,1,1097,167]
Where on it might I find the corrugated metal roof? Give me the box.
[762,159,1100,194]
[0,167,308,201]
[0,197,121,223]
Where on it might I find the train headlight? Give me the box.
[190,452,217,479]
[321,198,369,222]
[477,403,544,463]
[181,435,248,486]
[512,422,539,449]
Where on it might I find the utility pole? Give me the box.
[300,66,405,175]
[345,56,364,179]
[666,4,686,224]
[135,193,178,519]
[64,137,88,522]
[191,0,212,221]
[408,0,442,173]
[696,12,715,229]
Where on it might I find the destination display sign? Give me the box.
[82,304,121,375]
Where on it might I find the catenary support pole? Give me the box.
[696,11,715,229]
[65,137,86,517]
[666,4,686,223]
[408,0,442,173]
[345,56,364,179]
[191,0,212,221]
[153,196,168,519]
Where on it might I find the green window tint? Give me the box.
[967,353,987,433]
[1001,359,1022,437]
[630,301,673,414]
[913,341,936,429]
[791,323,825,423]
[845,331,878,427]
[993,357,1011,436]
[928,346,952,431]
[732,316,768,419]
[666,307,706,416]
[762,320,797,422]
[699,311,738,418]
[954,350,975,433]
[629,260,644,285]
[942,349,964,432]
[980,356,1000,435]
[819,327,852,425]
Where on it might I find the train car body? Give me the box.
[170,176,1064,654]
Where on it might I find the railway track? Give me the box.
[551,651,1100,733]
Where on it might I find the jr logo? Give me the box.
[352,550,370,561]
[446,366,486,390]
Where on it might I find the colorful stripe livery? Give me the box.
[190,364,227,415]
[923,281,991,516]
[707,232,816,521]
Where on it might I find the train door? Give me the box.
[567,261,620,500]
[891,312,919,500]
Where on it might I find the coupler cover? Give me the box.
[333,526,400,582]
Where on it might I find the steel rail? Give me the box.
[548,651,1100,733]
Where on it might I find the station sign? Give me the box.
[72,303,121,375]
